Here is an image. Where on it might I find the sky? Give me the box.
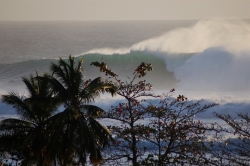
[0,0,250,21]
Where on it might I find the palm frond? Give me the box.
[80,77,117,103]
[51,56,84,90]
[81,105,106,118]
[0,118,32,134]
[1,93,35,122]
[37,75,69,103]
[22,76,38,97]
[77,115,103,164]
[88,117,113,148]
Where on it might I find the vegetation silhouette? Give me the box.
[0,56,250,166]
[0,73,60,165]
[0,56,116,165]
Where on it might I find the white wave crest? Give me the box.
[85,47,130,55]
[85,19,250,55]
[131,19,250,53]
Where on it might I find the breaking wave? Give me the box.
[83,19,250,92]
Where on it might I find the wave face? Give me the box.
[0,52,178,94]
[83,52,179,89]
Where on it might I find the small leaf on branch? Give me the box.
[91,61,118,77]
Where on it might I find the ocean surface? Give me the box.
[1,19,250,119]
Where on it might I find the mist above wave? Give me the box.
[131,19,250,53]
[175,47,250,91]
[85,19,250,92]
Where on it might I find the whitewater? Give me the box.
[0,19,250,120]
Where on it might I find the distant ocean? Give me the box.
[1,19,250,119]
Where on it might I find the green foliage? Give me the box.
[91,61,118,78]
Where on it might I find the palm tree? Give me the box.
[41,56,117,165]
[0,73,60,165]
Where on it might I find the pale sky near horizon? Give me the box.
[0,0,249,21]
